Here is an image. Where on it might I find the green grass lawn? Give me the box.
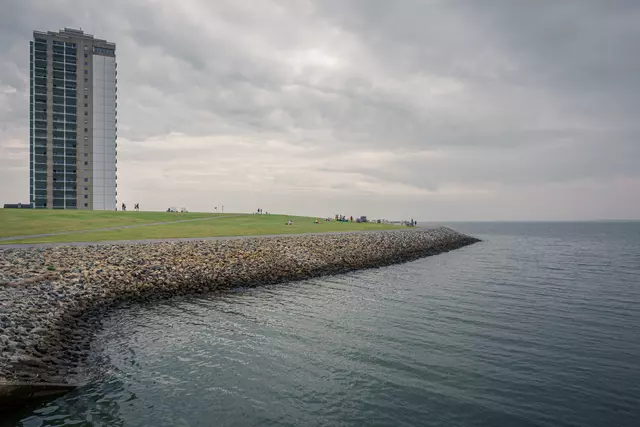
[0,209,238,239]
[0,210,398,244]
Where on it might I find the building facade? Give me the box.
[30,28,117,210]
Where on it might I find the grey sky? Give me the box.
[1,0,638,220]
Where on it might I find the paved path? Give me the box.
[0,215,243,244]
[0,228,428,250]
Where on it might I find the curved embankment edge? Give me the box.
[0,228,479,408]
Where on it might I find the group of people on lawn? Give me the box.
[117,203,139,211]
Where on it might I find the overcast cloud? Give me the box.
[1,0,639,220]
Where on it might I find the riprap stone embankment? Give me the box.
[0,228,479,385]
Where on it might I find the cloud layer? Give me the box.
[1,0,639,220]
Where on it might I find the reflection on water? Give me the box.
[13,223,640,427]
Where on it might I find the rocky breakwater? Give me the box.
[1,228,479,388]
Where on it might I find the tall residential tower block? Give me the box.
[30,28,117,210]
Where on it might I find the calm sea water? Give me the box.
[12,222,640,427]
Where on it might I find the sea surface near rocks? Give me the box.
[7,221,640,427]
[0,228,476,385]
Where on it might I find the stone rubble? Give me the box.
[0,228,479,384]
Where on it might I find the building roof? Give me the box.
[33,28,115,49]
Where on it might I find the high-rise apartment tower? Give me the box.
[30,28,117,210]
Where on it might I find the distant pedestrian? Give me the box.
[122,203,126,211]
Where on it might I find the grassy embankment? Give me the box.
[0,210,397,245]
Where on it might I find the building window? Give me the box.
[84,70,88,74]
[84,161,88,165]
[84,111,88,116]
[84,87,88,92]
[84,95,88,99]
[84,178,88,182]
[84,78,88,82]
[84,61,88,66]
[84,128,88,132]
[84,194,88,199]
[84,53,88,58]
[84,103,88,107]
[84,203,88,207]
[84,153,88,157]
[84,186,88,191]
